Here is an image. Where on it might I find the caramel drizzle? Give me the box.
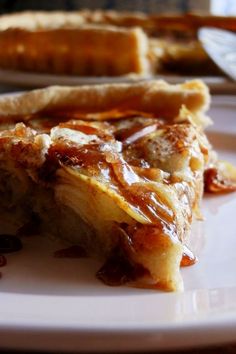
[47,141,174,228]
[181,245,197,267]
[0,109,155,125]
[204,167,236,193]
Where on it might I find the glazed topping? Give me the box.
[2,111,205,247]
[120,222,178,252]
[181,245,197,267]
[47,140,174,227]
[42,109,155,121]
[204,167,236,193]
[0,110,155,131]
[58,121,114,141]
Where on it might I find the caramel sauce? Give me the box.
[28,115,69,132]
[43,109,155,121]
[119,222,177,253]
[34,112,176,242]
[59,121,101,136]
[181,245,197,267]
[111,160,174,225]
[0,109,155,131]
[39,142,108,183]
[48,143,106,170]
[0,113,68,132]
[96,247,147,286]
[54,245,88,258]
[116,123,158,145]
[59,121,116,144]
[59,122,101,136]
[204,167,236,193]
[38,154,60,183]
[47,140,174,229]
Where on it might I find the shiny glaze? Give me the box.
[47,141,174,229]
[181,245,197,267]
[119,222,177,253]
[204,167,236,193]
[43,109,155,121]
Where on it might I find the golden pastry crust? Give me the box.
[0,24,150,76]
[0,11,86,31]
[0,80,210,121]
[2,10,235,34]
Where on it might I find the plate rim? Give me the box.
[0,67,236,94]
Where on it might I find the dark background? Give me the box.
[0,0,192,14]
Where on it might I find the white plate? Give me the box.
[0,68,236,94]
[0,95,236,352]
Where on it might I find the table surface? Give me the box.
[0,345,236,353]
[0,83,235,354]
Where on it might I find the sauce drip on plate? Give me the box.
[96,247,147,286]
[181,245,197,267]
[0,235,22,254]
[54,245,88,258]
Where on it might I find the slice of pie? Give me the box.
[0,80,235,291]
[0,22,150,76]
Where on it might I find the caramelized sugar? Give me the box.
[96,247,147,286]
[54,245,88,258]
[181,245,197,267]
[58,121,113,141]
[42,109,155,121]
[47,141,174,227]
[59,122,100,135]
[48,143,106,169]
[204,167,236,193]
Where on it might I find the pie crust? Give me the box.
[0,24,150,76]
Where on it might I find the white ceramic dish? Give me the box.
[0,95,236,352]
[0,68,236,93]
